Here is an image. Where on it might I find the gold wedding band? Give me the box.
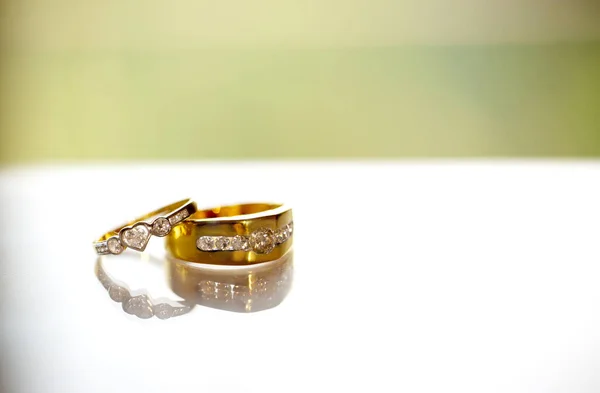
[166,203,293,265]
[93,198,197,255]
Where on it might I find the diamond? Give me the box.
[249,228,275,254]
[120,224,151,251]
[231,235,250,251]
[275,227,289,244]
[154,303,174,320]
[169,209,189,225]
[123,295,154,319]
[108,285,129,302]
[107,237,124,254]
[273,222,293,245]
[197,237,217,251]
[95,242,109,254]
[151,217,171,236]
[215,237,231,250]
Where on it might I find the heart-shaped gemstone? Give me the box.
[120,224,151,251]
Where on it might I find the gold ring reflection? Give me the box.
[167,250,293,313]
[95,251,293,317]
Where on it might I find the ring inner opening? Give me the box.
[191,203,282,219]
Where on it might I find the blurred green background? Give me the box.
[1,0,599,162]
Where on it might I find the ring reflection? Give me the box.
[95,257,195,319]
[167,250,293,313]
[95,250,293,318]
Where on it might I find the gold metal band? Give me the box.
[165,203,293,265]
[93,198,197,255]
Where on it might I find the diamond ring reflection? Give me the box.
[95,257,194,319]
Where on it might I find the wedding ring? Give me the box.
[165,203,293,265]
[93,198,197,255]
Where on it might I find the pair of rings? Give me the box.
[93,199,293,265]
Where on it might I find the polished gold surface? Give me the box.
[94,198,197,255]
[166,203,293,265]
[167,251,293,313]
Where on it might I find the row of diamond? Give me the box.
[95,241,110,255]
[196,222,293,254]
[94,208,191,255]
[168,208,190,226]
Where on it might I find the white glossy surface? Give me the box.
[1,162,600,393]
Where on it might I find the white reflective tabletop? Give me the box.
[1,162,599,393]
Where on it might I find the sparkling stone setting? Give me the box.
[169,209,189,225]
[120,224,151,251]
[215,237,232,251]
[151,217,171,237]
[197,236,217,251]
[250,228,276,254]
[196,222,293,254]
[232,235,250,251]
[95,242,109,254]
[107,237,124,254]
[93,201,196,255]
[275,222,293,245]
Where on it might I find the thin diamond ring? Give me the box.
[93,198,197,255]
